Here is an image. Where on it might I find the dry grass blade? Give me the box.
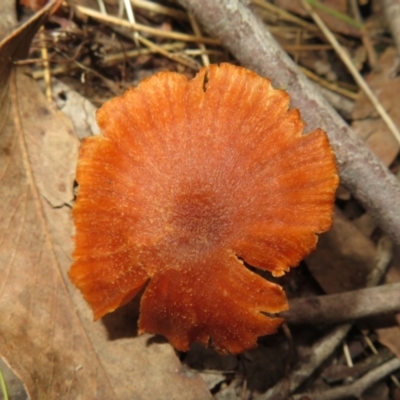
[300,66,358,100]
[131,0,188,20]
[74,5,220,45]
[38,26,51,101]
[137,35,200,69]
[188,12,210,66]
[89,0,199,70]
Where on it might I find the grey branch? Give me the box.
[281,282,400,326]
[291,357,400,400]
[177,0,400,246]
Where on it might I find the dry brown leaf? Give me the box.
[0,4,116,398]
[0,3,114,398]
[306,208,377,294]
[377,323,400,362]
[0,3,211,399]
[20,0,49,11]
[48,78,100,139]
[352,47,400,166]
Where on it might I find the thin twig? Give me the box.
[101,42,186,65]
[299,66,358,100]
[73,60,121,95]
[317,85,355,120]
[280,323,293,399]
[343,341,353,367]
[96,0,106,14]
[281,282,400,326]
[285,43,332,51]
[122,0,140,47]
[131,0,188,20]
[349,0,378,69]
[137,35,200,69]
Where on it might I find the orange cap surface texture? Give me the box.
[69,64,338,354]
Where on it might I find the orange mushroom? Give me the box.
[69,63,338,354]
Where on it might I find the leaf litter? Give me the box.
[1,0,400,399]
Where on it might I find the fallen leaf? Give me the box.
[0,3,211,399]
[377,323,400,362]
[47,78,100,139]
[352,47,400,166]
[362,381,390,400]
[20,0,49,11]
[0,3,116,397]
[0,13,116,400]
[306,208,377,294]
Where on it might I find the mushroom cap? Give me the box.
[69,63,338,354]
